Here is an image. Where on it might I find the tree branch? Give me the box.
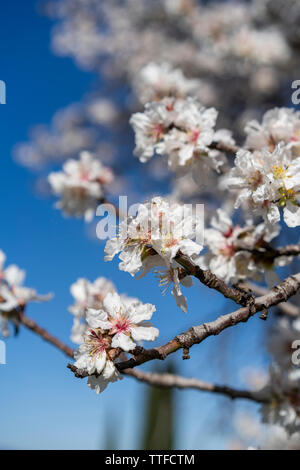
[113,271,300,371]
[19,314,75,358]
[209,141,240,155]
[237,243,300,264]
[241,281,300,318]
[124,369,270,403]
[17,273,300,401]
[67,364,269,403]
[175,252,255,307]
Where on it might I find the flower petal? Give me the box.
[111,332,135,352]
[131,324,159,342]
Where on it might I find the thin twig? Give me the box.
[175,252,255,307]
[209,141,240,155]
[19,314,75,358]
[123,369,269,403]
[112,271,300,371]
[237,243,300,264]
[241,281,300,318]
[67,363,269,403]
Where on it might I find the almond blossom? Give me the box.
[231,27,289,65]
[86,292,158,352]
[129,98,174,163]
[104,197,203,311]
[0,250,52,337]
[74,325,122,394]
[74,292,158,393]
[130,97,232,185]
[259,316,300,437]
[198,209,289,285]
[163,99,219,174]
[69,277,116,344]
[260,365,300,436]
[245,108,300,157]
[48,151,114,221]
[135,62,201,103]
[222,144,300,227]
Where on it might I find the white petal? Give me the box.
[104,238,122,261]
[283,203,300,228]
[87,375,109,394]
[128,302,156,324]
[171,270,188,312]
[111,332,135,352]
[0,250,6,271]
[266,204,280,225]
[95,352,107,374]
[86,308,111,329]
[4,265,25,287]
[102,360,118,380]
[179,239,203,258]
[103,292,124,318]
[131,324,159,342]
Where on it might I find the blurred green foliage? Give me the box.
[141,362,176,450]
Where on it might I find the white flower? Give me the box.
[164,99,218,169]
[69,277,115,317]
[74,327,121,394]
[105,197,202,273]
[87,363,121,394]
[86,292,158,352]
[131,96,234,186]
[48,151,114,221]
[74,292,158,394]
[223,144,300,227]
[2,264,51,307]
[232,27,289,65]
[199,210,251,283]
[71,318,87,346]
[135,62,201,103]
[105,197,202,311]
[130,98,174,162]
[69,277,116,344]
[198,209,287,284]
[245,108,300,157]
[260,365,300,435]
[0,251,52,337]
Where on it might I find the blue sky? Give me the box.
[0,0,271,450]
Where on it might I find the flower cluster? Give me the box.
[74,292,158,393]
[222,144,300,227]
[15,0,295,178]
[268,318,300,369]
[198,209,292,286]
[135,62,204,104]
[130,96,234,185]
[231,27,289,65]
[0,250,52,337]
[105,197,203,312]
[48,151,114,221]
[258,318,300,436]
[245,108,300,157]
[260,366,300,436]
